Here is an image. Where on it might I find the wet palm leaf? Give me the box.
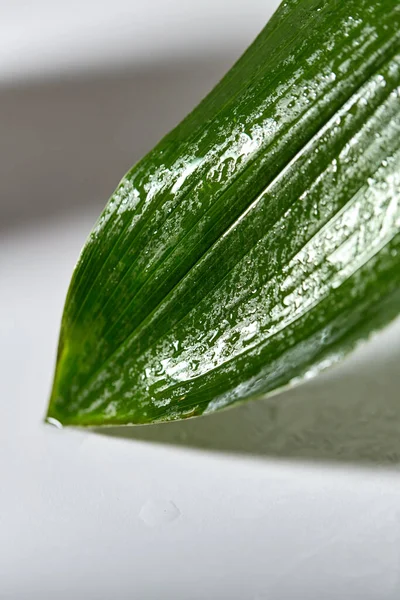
[47,0,400,426]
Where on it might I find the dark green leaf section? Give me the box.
[47,0,400,426]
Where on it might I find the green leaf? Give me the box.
[47,0,400,427]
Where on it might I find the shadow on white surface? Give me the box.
[95,317,400,465]
[0,53,236,230]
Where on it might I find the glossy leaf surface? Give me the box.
[47,0,400,426]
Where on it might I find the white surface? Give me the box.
[2,210,400,600]
[0,0,274,83]
[2,1,400,598]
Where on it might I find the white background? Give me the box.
[1,1,400,598]
[0,0,274,84]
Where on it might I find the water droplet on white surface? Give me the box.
[46,417,63,429]
[139,499,181,528]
